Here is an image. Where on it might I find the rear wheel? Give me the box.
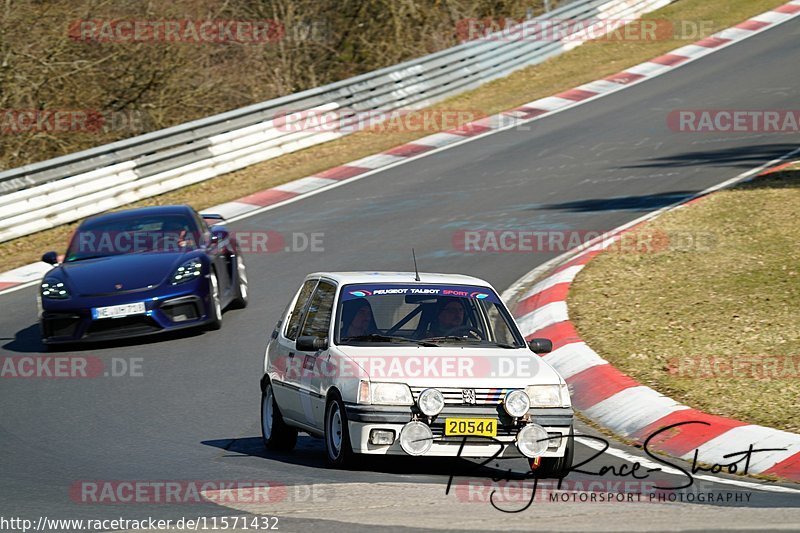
[261,381,297,451]
[324,393,356,468]
[206,271,223,330]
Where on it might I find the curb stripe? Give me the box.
[630,409,747,456]
[239,189,299,207]
[524,321,581,350]
[514,282,570,317]
[314,165,370,180]
[567,364,639,409]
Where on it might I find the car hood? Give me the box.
[333,344,564,388]
[58,253,189,294]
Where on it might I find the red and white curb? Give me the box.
[1,0,799,299]
[505,157,800,483]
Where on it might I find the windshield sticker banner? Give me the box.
[342,285,499,303]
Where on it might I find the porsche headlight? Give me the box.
[41,277,70,299]
[357,381,413,406]
[525,384,565,408]
[171,258,203,285]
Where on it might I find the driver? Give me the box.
[421,297,466,338]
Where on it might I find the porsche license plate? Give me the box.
[444,418,497,437]
[92,302,146,319]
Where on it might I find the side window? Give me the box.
[284,279,318,340]
[299,281,337,340]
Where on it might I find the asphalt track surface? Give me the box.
[1,16,800,533]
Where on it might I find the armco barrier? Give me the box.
[0,0,672,243]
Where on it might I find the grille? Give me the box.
[410,386,513,405]
[161,300,200,322]
[43,314,81,338]
[85,316,161,340]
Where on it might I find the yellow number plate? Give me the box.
[444,418,497,437]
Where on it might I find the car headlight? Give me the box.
[357,380,413,406]
[40,278,70,299]
[525,384,566,408]
[504,389,530,417]
[417,388,445,417]
[171,258,203,285]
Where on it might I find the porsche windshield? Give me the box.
[337,284,525,348]
[65,214,200,262]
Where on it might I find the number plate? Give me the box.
[444,418,497,437]
[92,302,146,319]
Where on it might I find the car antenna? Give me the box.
[412,248,421,281]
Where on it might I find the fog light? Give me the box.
[516,423,549,458]
[399,421,433,456]
[504,389,530,418]
[369,429,395,445]
[418,388,445,417]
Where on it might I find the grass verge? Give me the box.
[0,0,788,273]
[569,164,800,433]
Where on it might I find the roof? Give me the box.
[80,205,195,226]
[307,271,495,288]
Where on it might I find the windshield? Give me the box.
[65,214,201,262]
[336,283,525,348]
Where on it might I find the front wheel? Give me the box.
[230,254,249,309]
[531,426,574,479]
[324,393,356,468]
[261,381,297,451]
[206,271,223,330]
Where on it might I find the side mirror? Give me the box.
[528,338,553,354]
[42,251,59,265]
[296,336,328,352]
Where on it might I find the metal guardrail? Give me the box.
[0,0,672,243]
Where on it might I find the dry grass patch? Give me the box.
[569,165,800,433]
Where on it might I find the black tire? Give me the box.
[531,425,574,479]
[230,254,249,309]
[261,381,297,451]
[206,270,223,330]
[324,392,356,468]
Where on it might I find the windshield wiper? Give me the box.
[424,335,483,344]
[66,255,109,262]
[341,334,438,347]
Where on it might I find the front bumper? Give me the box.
[345,403,573,458]
[40,279,213,344]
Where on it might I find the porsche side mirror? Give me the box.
[528,338,553,354]
[296,336,328,352]
[42,251,59,265]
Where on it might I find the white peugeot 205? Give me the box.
[260,272,573,475]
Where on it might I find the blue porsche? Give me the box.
[37,205,248,345]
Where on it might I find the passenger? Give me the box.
[341,299,378,338]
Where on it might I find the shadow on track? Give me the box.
[202,435,528,478]
[2,320,210,353]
